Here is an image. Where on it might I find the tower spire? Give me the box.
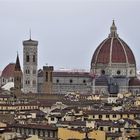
[29,29,31,40]
[15,52,21,71]
[109,20,118,38]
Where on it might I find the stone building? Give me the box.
[23,38,38,93]
[91,21,139,94]
[38,70,92,94]
[1,21,140,95]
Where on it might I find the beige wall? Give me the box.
[58,127,106,140]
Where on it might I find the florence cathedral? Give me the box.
[0,21,140,95]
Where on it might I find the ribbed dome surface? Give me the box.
[1,63,15,78]
[91,21,136,66]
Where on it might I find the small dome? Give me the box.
[1,63,15,78]
[91,21,136,67]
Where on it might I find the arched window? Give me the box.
[101,70,105,75]
[26,55,30,62]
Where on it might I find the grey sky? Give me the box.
[0,0,140,71]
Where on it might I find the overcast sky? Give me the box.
[0,0,140,71]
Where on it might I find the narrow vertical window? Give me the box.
[26,55,30,62]
[46,72,48,82]
[33,80,36,85]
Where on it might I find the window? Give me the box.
[56,79,59,83]
[93,115,95,118]
[83,80,86,84]
[25,80,28,84]
[117,70,121,75]
[101,70,105,75]
[99,115,102,119]
[26,69,30,74]
[106,115,109,118]
[113,114,116,118]
[51,117,54,121]
[26,55,30,62]
[33,55,35,62]
[108,127,111,131]
[26,80,30,85]
[70,79,73,83]
[100,127,103,131]
[46,72,48,82]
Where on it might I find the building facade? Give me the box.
[1,21,140,95]
[91,21,138,94]
[23,39,38,93]
[38,70,92,94]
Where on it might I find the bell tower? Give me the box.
[23,37,38,93]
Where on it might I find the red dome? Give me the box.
[1,63,15,78]
[91,21,136,66]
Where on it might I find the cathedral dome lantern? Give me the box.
[91,21,136,78]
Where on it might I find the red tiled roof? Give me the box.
[1,63,15,78]
[129,78,140,86]
[11,123,57,130]
[91,37,136,66]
